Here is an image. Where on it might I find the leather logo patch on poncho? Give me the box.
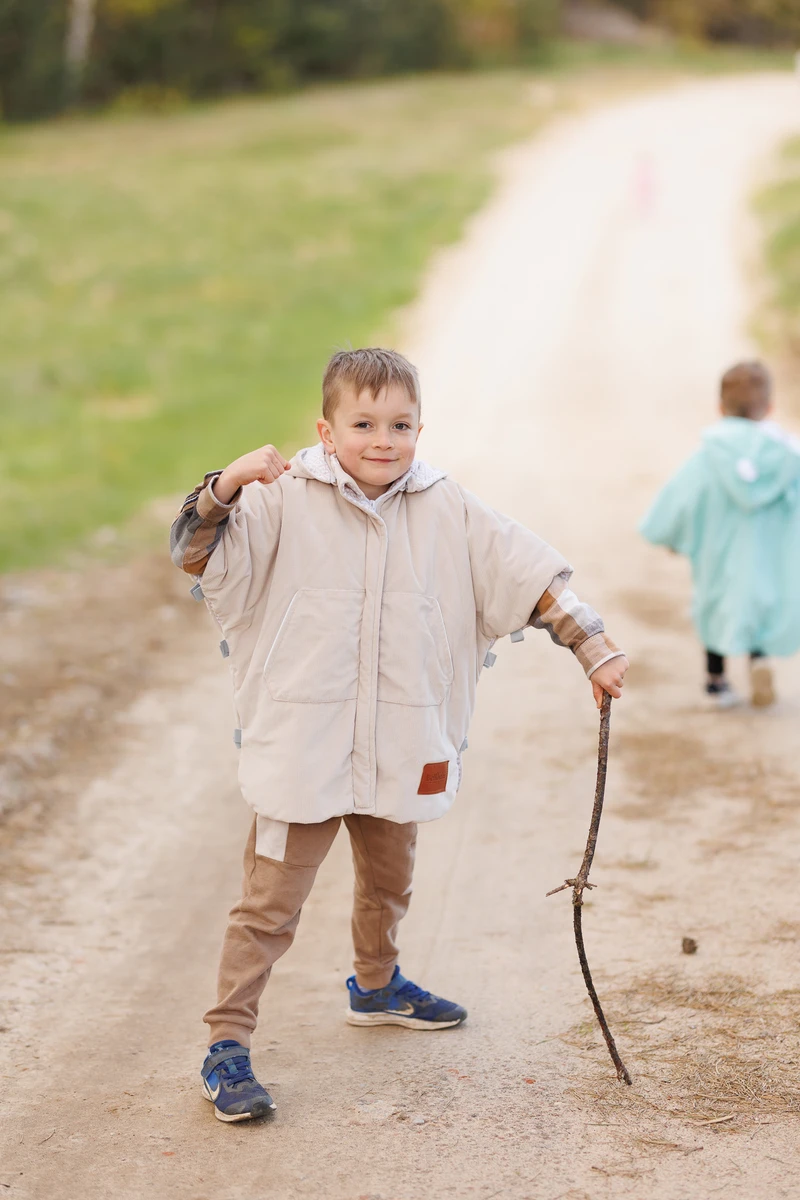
[418,761,448,795]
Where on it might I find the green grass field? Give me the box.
[1,71,560,571]
[757,137,800,372]
[0,49,791,571]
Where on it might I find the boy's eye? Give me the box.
[354,422,371,429]
[394,423,410,431]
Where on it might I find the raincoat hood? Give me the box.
[702,418,800,512]
[640,417,800,659]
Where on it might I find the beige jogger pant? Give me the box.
[204,813,417,1047]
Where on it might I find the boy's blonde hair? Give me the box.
[322,348,421,421]
[720,361,772,419]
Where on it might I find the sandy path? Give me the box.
[2,74,800,1199]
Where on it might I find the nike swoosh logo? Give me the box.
[391,1003,415,1016]
[207,1081,221,1100]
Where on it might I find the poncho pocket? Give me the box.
[264,588,364,703]
[377,592,454,707]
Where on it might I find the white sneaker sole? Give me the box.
[202,1080,276,1121]
[346,1009,465,1030]
[706,690,742,710]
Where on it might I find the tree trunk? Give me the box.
[65,0,97,98]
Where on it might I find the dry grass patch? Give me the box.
[770,921,800,944]
[613,728,798,831]
[565,971,800,1127]
[603,855,659,872]
[616,589,694,634]
[623,658,672,688]
[616,730,737,811]
[0,555,206,833]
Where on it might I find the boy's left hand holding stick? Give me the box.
[590,656,629,708]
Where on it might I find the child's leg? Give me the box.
[706,649,725,678]
[704,648,740,707]
[705,652,743,705]
[749,650,776,707]
[343,815,467,1030]
[204,814,341,1047]
[344,814,417,990]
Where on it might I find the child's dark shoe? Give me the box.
[201,1040,276,1122]
[346,965,467,1030]
[705,678,741,710]
[750,660,776,708]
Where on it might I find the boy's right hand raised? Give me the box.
[214,445,291,504]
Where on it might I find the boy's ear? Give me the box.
[317,417,335,453]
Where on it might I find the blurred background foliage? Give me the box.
[2,0,556,120]
[1,0,798,122]
[616,0,800,44]
[0,70,562,569]
[0,1,796,571]
[757,137,800,369]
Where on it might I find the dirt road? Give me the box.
[2,75,800,1199]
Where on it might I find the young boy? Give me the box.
[640,360,800,709]
[171,347,628,1123]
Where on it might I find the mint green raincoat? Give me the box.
[640,417,800,657]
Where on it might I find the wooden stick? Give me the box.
[547,692,632,1085]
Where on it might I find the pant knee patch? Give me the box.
[255,816,290,862]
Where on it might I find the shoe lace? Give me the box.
[395,977,432,1004]
[218,1054,255,1089]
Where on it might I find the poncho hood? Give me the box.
[702,418,800,512]
[291,443,446,501]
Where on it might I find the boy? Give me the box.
[171,347,628,1123]
[640,360,800,709]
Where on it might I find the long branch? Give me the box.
[547,692,632,1085]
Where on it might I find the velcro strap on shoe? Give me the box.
[202,1046,250,1079]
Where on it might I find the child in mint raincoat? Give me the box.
[640,361,800,709]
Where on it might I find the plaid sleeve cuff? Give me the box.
[195,472,241,523]
[578,633,626,679]
[170,471,241,575]
[531,573,625,677]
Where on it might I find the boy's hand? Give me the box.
[591,656,629,709]
[215,445,291,504]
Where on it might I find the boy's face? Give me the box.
[317,383,422,500]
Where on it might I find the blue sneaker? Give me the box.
[201,1040,276,1123]
[346,965,467,1030]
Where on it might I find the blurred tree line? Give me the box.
[0,0,558,120]
[615,0,800,43]
[1,0,797,122]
